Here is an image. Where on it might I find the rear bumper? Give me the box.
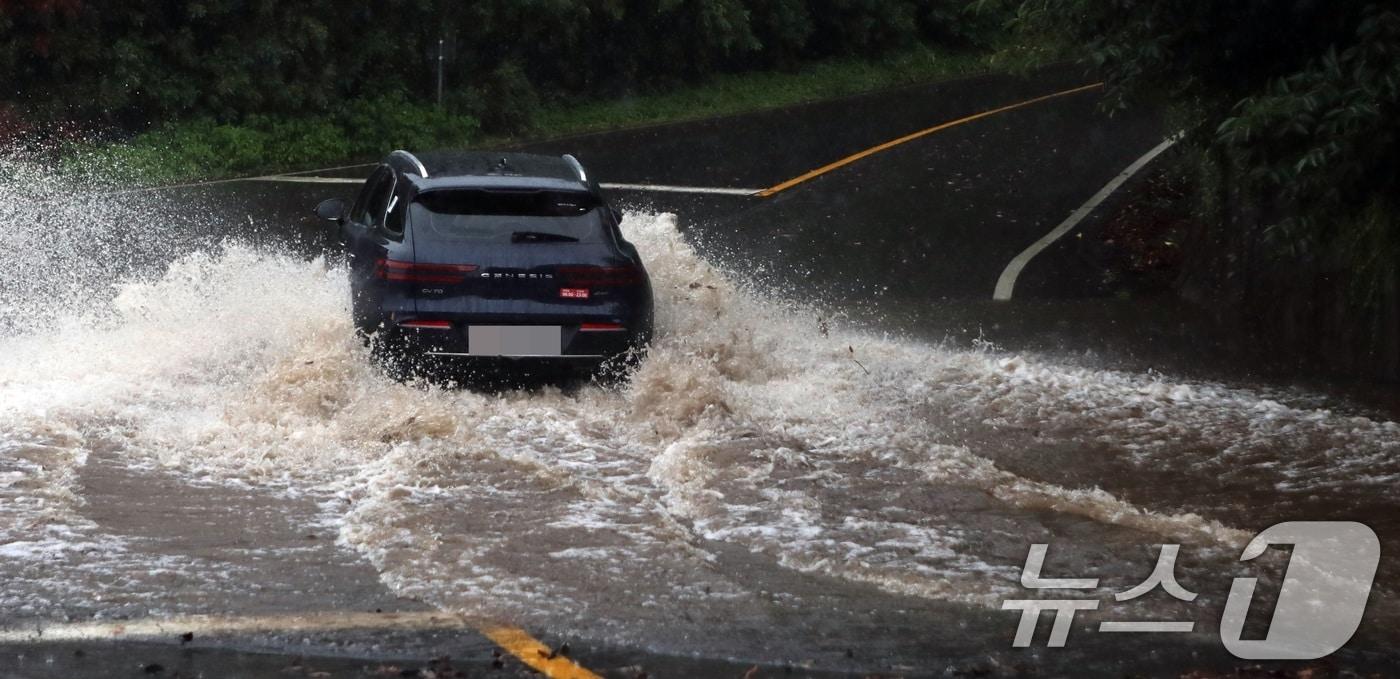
[382,320,644,361]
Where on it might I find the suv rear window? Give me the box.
[410,189,607,243]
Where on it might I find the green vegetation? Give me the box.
[1011,1,1399,246]
[4,1,1013,183]
[55,44,993,185]
[61,95,482,185]
[530,45,988,138]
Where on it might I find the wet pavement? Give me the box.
[3,67,1399,678]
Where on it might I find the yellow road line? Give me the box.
[756,82,1105,197]
[0,612,604,679]
[482,624,604,679]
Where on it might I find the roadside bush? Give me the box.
[921,0,1009,47]
[256,117,351,171]
[466,62,543,136]
[806,0,921,56]
[2,1,1012,128]
[66,102,479,183]
[335,93,481,159]
[4,1,1014,182]
[748,0,817,68]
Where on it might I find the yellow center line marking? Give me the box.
[482,624,604,679]
[756,82,1106,198]
[0,613,604,679]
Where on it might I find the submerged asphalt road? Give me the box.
[521,65,1163,300]
[5,66,1399,679]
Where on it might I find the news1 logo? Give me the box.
[1002,522,1380,659]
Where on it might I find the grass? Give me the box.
[67,44,998,186]
[525,45,991,141]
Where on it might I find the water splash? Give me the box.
[2,158,1397,653]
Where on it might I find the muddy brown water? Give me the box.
[2,155,1399,676]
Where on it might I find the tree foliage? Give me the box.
[1022,1,1398,237]
[1215,8,1399,257]
[2,0,1004,132]
[1015,0,1400,369]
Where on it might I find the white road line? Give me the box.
[598,182,759,196]
[247,175,761,196]
[0,612,610,676]
[992,135,1180,301]
[0,611,471,643]
[279,162,376,176]
[72,162,381,198]
[55,174,355,206]
[244,175,362,184]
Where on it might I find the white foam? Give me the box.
[2,160,1397,637]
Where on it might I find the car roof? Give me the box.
[385,150,593,193]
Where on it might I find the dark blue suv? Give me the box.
[316,150,653,379]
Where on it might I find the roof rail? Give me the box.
[562,154,587,183]
[390,150,429,178]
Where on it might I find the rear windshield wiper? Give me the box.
[511,231,579,243]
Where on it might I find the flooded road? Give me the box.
[4,80,1400,676]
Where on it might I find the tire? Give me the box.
[350,287,380,336]
[368,329,423,382]
[592,333,650,386]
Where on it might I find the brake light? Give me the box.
[557,265,643,287]
[375,259,478,284]
[579,322,625,332]
[399,319,453,329]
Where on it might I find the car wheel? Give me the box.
[369,330,421,382]
[593,342,648,386]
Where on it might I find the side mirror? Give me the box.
[315,198,347,223]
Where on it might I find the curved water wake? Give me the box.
[2,161,1397,647]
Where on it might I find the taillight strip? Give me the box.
[400,319,453,329]
[375,259,478,284]
[579,323,626,332]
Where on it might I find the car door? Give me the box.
[345,166,397,331]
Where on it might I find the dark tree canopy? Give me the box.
[1015,0,1400,373]
[1017,1,1399,259]
[1,0,997,128]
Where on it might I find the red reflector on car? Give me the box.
[400,319,453,329]
[560,288,590,299]
[579,322,625,332]
[375,259,478,284]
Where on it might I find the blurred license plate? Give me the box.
[467,325,562,356]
